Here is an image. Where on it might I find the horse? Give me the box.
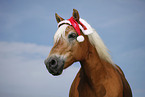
[44,9,132,97]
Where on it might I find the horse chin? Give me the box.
[50,70,63,76]
[63,60,75,69]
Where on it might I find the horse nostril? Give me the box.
[49,59,58,68]
[50,59,57,65]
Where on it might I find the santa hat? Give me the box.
[58,17,93,42]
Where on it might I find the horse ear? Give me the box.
[55,13,64,23]
[72,9,80,23]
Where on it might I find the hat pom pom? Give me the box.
[77,35,84,42]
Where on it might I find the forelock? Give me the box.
[54,24,69,43]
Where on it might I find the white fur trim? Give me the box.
[77,35,84,42]
[57,20,71,27]
[79,18,94,35]
[58,18,94,35]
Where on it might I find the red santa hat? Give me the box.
[58,17,93,42]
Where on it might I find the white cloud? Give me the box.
[0,41,80,97]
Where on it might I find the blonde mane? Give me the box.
[54,24,68,43]
[88,28,114,64]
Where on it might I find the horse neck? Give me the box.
[80,42,114,85]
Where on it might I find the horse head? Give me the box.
[44,9,90,75]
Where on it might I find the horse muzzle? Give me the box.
[44,56,65,76]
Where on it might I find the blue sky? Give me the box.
[0,0,145,97]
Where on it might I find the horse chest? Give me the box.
[69,76,96,97]
[69,69,106,97]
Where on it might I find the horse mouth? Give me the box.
[47,63,64,76]
[44,56,65,76]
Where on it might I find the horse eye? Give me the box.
[68,33,77,39]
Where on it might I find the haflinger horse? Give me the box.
[44,9,132,97]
